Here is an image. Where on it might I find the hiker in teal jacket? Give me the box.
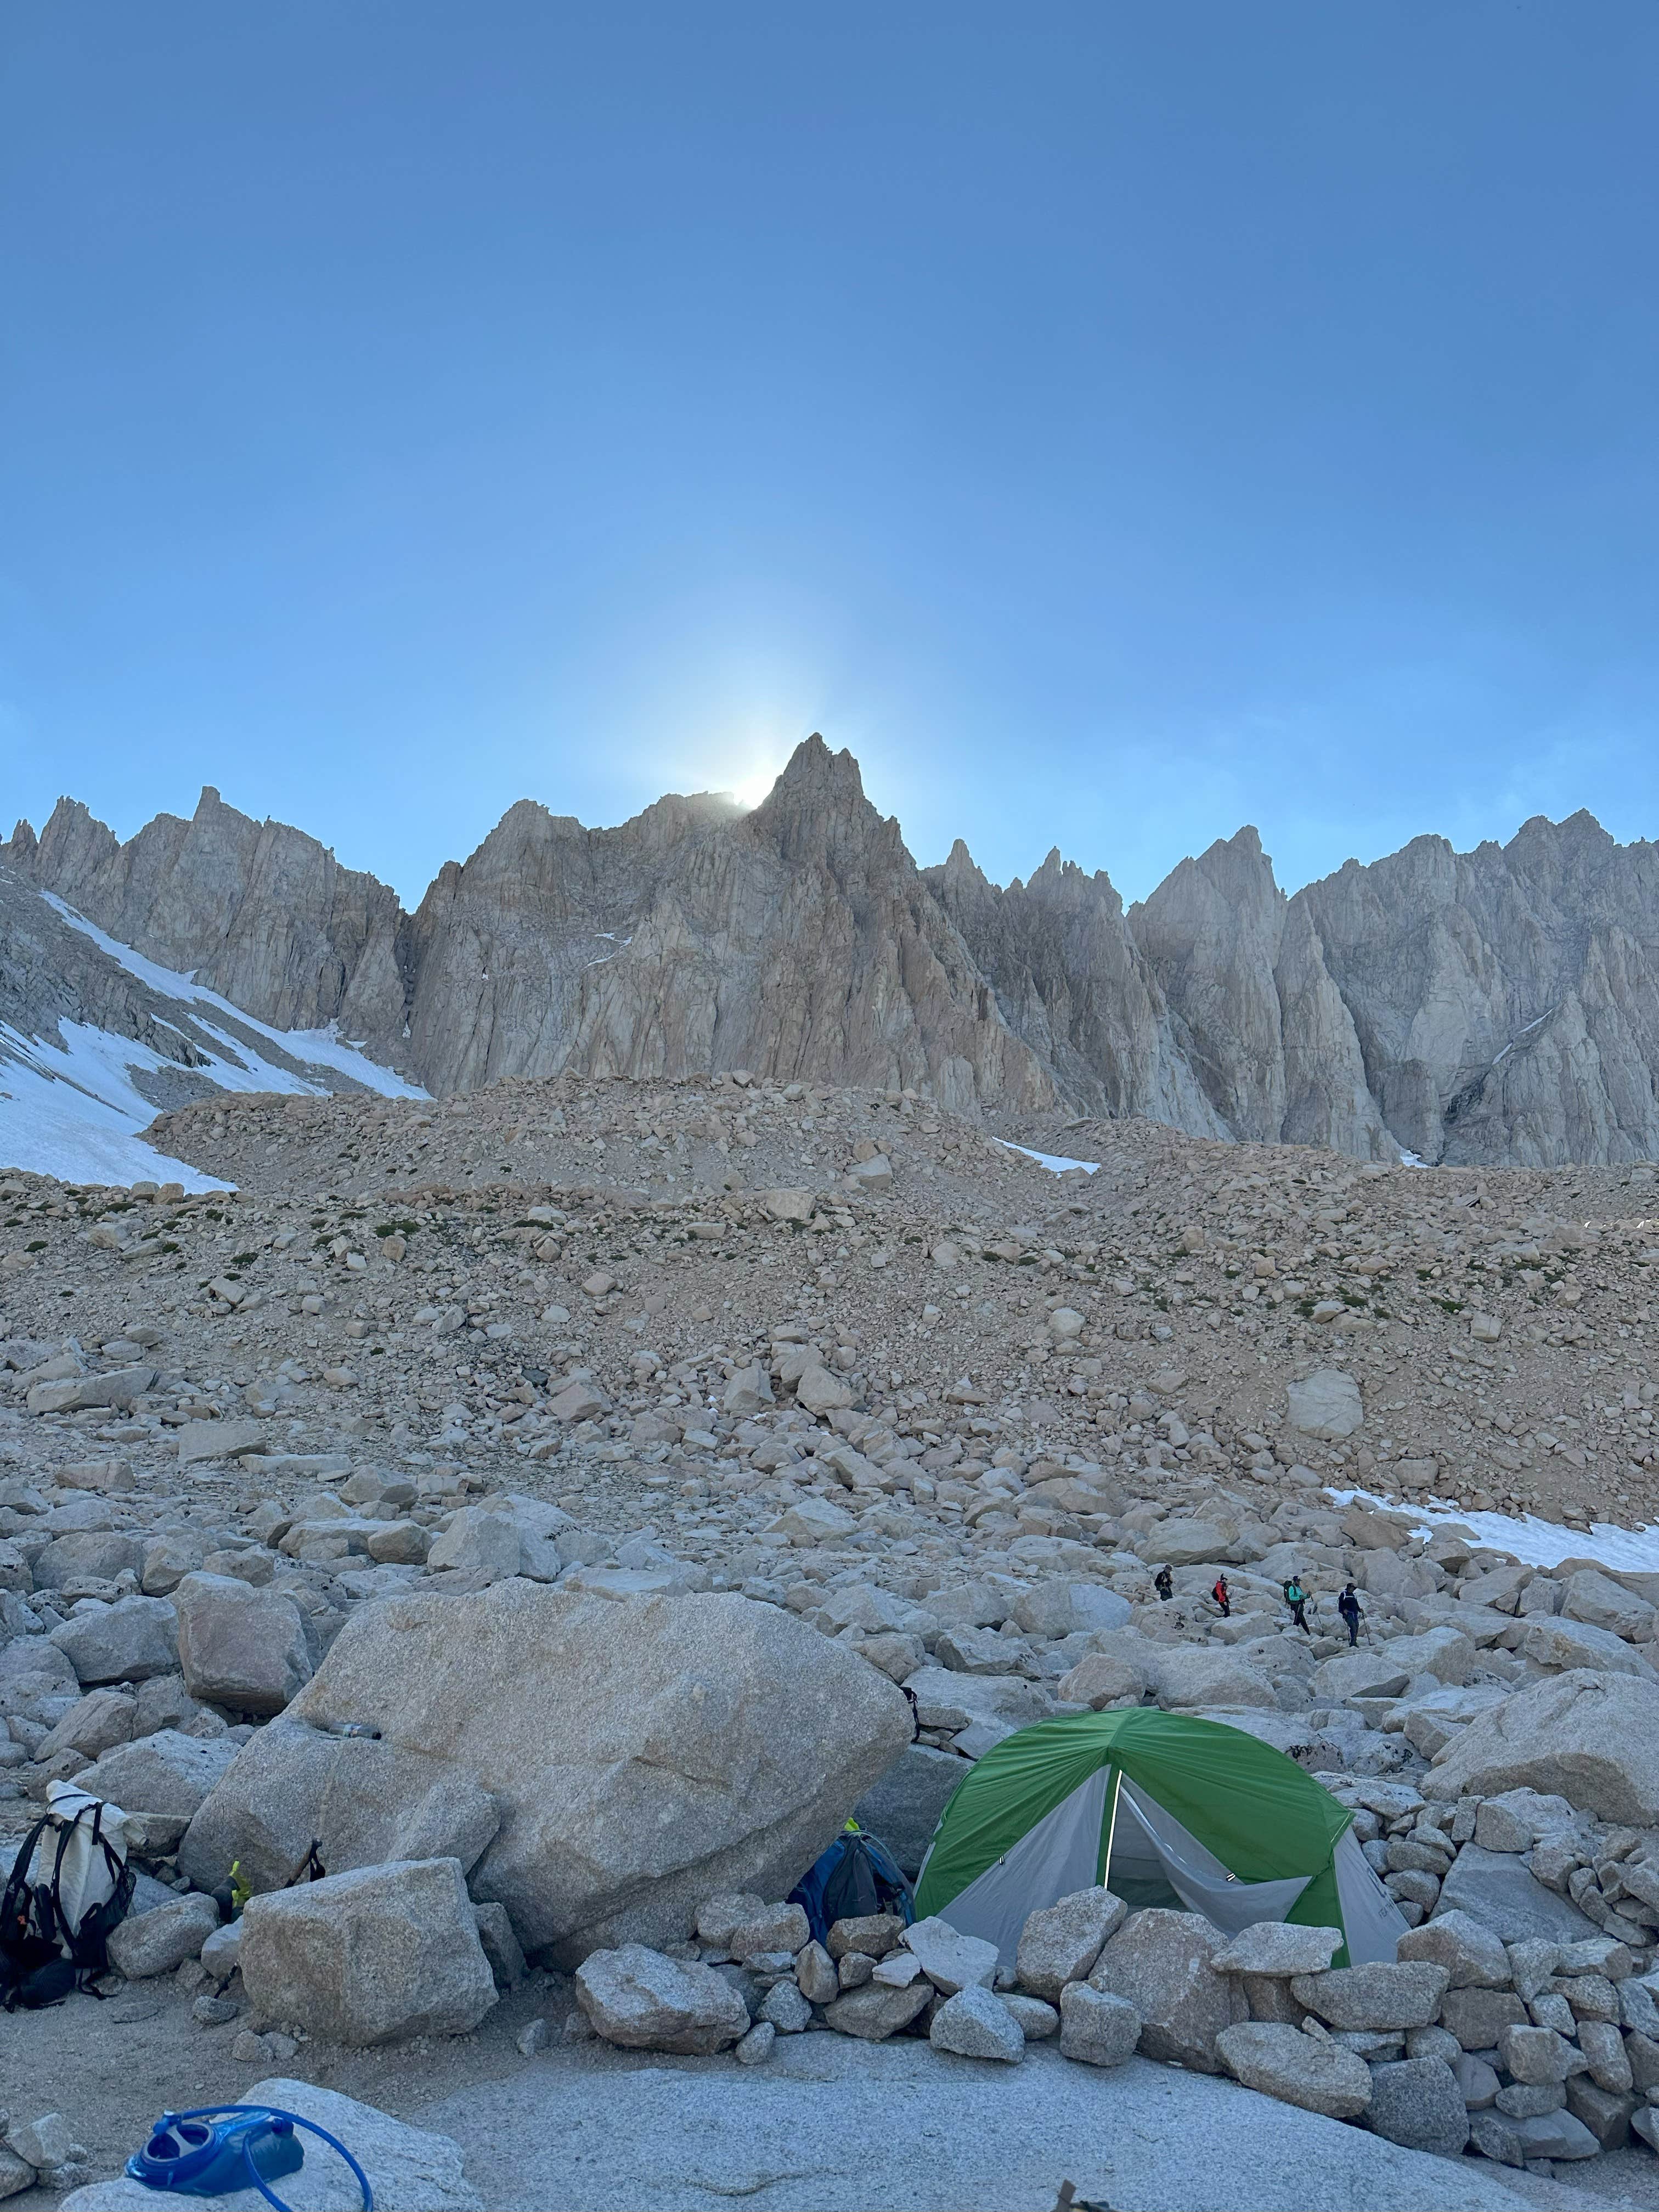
[1283,1576,1308,1632]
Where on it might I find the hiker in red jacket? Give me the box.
[1212,1573,1231,1618]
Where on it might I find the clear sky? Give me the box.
[5,2,1658,909]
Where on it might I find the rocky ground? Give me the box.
[10,1076,1659,2203]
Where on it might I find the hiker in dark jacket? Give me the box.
[1283,1576,1308,1632]
[1212,1574,1231,1618]
[1154,1565,1174,1602]
[1338,1582,1362,1646]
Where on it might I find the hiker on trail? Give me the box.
[1154,1565,1173,1602]
[1338,1582,1362,1647]
[1283,1576,1308,1632]
[1212,1573,1231,1618]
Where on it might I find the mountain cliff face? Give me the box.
[14,787,410,1052]
[10,741,1659,1167]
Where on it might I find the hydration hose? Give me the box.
[126,2103,373,2211]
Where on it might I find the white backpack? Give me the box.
[1,1781,134,2005]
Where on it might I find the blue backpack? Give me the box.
[789,1822,913,1946]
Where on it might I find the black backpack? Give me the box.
[1,1798,135,2010]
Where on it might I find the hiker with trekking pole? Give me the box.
[1283,1575,1308,1633]
[1338,1580,1362,1646]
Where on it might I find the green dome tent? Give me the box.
[913,1708,1407,1970]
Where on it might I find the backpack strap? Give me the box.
[1,1815,53,1959]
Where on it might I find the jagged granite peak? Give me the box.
[925,839,1224,1135]
[403,736,1053,1109]
[4,787,410,1055]
[1127,827,1391,1159]
[1296,810,1659,1166]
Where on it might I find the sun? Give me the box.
[731,763,783,810]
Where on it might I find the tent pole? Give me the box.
[1099,1765,1121,1888]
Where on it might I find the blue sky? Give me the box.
[4,2,1658,907]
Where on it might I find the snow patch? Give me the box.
[42,896,425,1102]
[1000,1142,1099,1176]
[0,1025,228,1192]
[1328,1486,1659,1575]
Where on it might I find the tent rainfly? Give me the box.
[913,1708,1408,1969]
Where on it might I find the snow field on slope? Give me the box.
[1,898,426,1188]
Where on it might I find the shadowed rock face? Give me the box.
[10,742,1659,1164]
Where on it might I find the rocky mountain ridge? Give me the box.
[9,736,1659,1170]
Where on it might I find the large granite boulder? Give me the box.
[1422,1671,1659,1825]
[251,1582,911,1961]
[172,1572,312,1716]
[75,1729,238,1821]
[240,1857,497,2045]
[50,1597,178,1685]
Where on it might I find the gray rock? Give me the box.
[822,1978,933,2041]
[58,2074,480,2210]
[172,1573,311,1717]
[1015,1887,1126,2000]
[240,1858,498,2046]
[1473,1789,1581,1854]
[75,1729,238,1820]
[34,1688,136,1764]
[29,1532,148,1590]
[178,1717,500,1900]
[734,2021,776,2066]
[200,1922,241,1983]
[760,1980,812,2034]
[426,1509,523,1578]
[728,1902,809,1959]
[1469,2109,1525,2167]
[0,2147,33,2200]
[1216,2022,1374,2118]
[693,1891,765,1945]
[276,1582,910,1964]
[1512,2109,1601,2160]
[472,1901,526,1989]
[1561,1569,1656,1643]
[7,2115,70,2170]
[1057,1982,1141,2067]
[1522,1617,1656,1678]
[827,1912,907,1959]
[1088,1909,1232,2072]
[795,1941,838,2004]
[1001,1993,1060,2039]
[901,1914,999,1995]
[1454,2052,1502,2109]
[106,1893,219,1980]
[50,1597,178,1686]
[1441,1986,1530,2050]
[1497,2024,1580,2085]
[1286,1369,1364,1442]
[929,1984,1025,2063]
[1365,2057,1470,2158]
[27,1365,154,1415]
[1566,2075,1637,2148]
[1009,1583,1131,1639]
[1432,1844,1600,1946]
[575,1942,751,2054]
[851,1743,964,1877]
[1289,1962,1449,2033]
[1423,1668,1659,1825]
[1212,1922,1343,1977]
[1398,1909,1510,1988]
